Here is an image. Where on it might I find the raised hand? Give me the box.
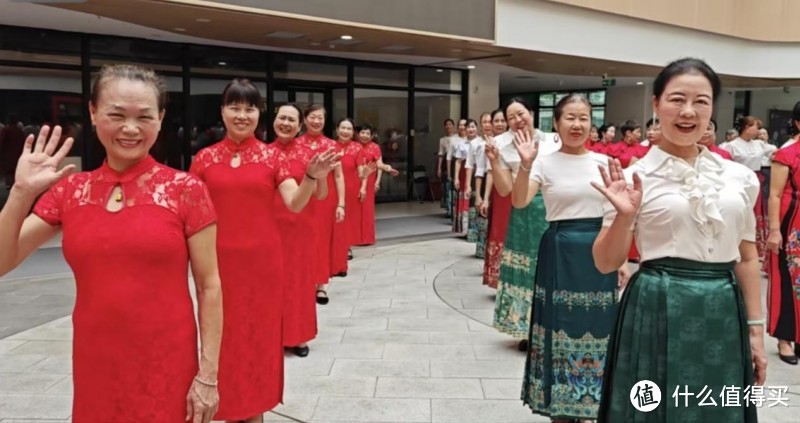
[512,130,538,165]
[590,158,642,217]
[307,148,342,180]
[14,125,76,197]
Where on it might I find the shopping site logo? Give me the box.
[630,380,791,411]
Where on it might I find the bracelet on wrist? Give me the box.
[193,375,218,387]
[519,162,532,172]
[305,172,316,181]
[747,319,765,326]
[337,205,345,209]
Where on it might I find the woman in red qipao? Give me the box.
[0,64,222,423]
[356,124,399,246]
[481,109,511,288]
[269,103,332,359]
[766,101,800,365]
[331,118,362,277]
[297,105,344,304]
[191,82,339,422]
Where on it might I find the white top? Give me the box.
[464,137,480,169]
[438,135,451,157]
[446,136,464,161]
[603,146,759,263]
[494,130,561,178]
[453,138,471,161]
[530,151,609,222]
[467,137,488,177]
[720,137,775,170]
[759,140,777,166]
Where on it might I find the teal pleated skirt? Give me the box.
[598,258,758,423]
[467,207,478,243]
[475,214,488,258]
[493,194,548,338]
[522,218,618,419]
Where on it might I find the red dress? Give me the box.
[618,143,650,168]
[190,137,290,420]
[331,140,362,274]
[356,141,382,246]
[269,138,319,347]
[709,145,733,160]
[33,156,216,422]
[767,144,800,343]
[482,187,512,288]
[297,133,338,284]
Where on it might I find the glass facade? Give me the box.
[502,89,607,132]
[0,25,466,203]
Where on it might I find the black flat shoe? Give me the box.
[779,342,798,365]
[293,345,309,357]
[795,343,800,358]
[335,272,347,277]
[518,339,529,352]
[316,289,329,305]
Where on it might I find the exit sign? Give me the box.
[602,79,616,87]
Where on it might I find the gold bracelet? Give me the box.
[194,376,218,387]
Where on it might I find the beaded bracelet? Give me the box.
[747,319,765,326]
[193,376,218,387]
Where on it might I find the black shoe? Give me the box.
[316,289,329,305]
[335,272,347,277]
[347,249,353,260]
[518,339,529,352]
[779,342,798,365]
[795,342,800,358]
[293,345,309,357]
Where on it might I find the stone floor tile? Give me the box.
[44,377,72,395]
[0,355,49,373]
[382,344,475,360]
[375,377,483,399]
[427,332,510,345]
[25,357,72,375]
[430,360,524,378]
[266,396,320,422]
[431,399,546,422]
[0,374,67,394]
[473,344,528,361]
[284,376,377,398]
[342,330,429,345]
[0,395,72,420]
[284,357,334,377]
[480,379,524,400]
[388,318,469,332]
[311,397,430,422]
[318,317,388,331]
[330,359,430,378]
[6,326,72,342]
[0,340,26,356]
[304,342,385,359]
[4,341,71,356]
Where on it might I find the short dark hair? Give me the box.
[304,104,326,118]
[357,123,374,134]
[491,109,505,121]
[443,118,455,126]
[789,101,800,136]
[465,118,478,128]
[653,58,721,103]
[646,117,660,128]
[222,78,262,108]
[503,97,533,121]
[554,94,590,121]
[337,117,355,129]
[91,64,168,111]
[734,116,762,134]
[276,103,303,120]
[709,118,717,132]
[599,124,615,136]
[621,120,641,135]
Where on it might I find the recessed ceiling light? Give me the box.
[467,65,476,69]
[173,27,186,32]
[218,62,227,66]
[341,35,353,40]
[636,81,644,85]
[196,18,211,23]
[435,69,444,73]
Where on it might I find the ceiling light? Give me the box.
[636,81,644,85]
[467,65,476,69]
[196,18,211,23]
[173,27,186,32]
[435,69,444,73]
[218,61,227,66]
[341,35,353,40]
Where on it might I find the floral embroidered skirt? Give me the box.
[598,258,757,423]
[452,169,469,234]
[756,168,770,271]
[492,193,548,338]
[521,218,618,420]
[474,214,488,258]
[466,207,479,243]
[444,179,454,218]
[483,189,512,288]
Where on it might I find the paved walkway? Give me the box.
[0,237,797,422]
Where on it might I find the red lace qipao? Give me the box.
[269,139,319,347]
[768,143,800,343]
[33,156,216,422]
[190,137,290,420]
[331,140,362,275]
[356,141,382,246]
[297,133,338,284]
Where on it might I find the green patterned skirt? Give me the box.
[467,207,479,243]
[475,214,488,258]
[521,218,618,420]
[493,194,548,338]
[598,258,758,423]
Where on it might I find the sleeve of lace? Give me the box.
[272,150,294,186]
[180,174,217,238]
[32,178,68,227]
[188,150,207,180]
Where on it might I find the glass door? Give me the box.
[269,87,334,140]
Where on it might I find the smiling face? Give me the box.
[653,72,713,149]
[492,113,507,135]
[466,121,478,138]
[273,105,301,141]
[505,102,533,133]
[221,101,259,142]
[337,120,354,141]
[444,120,455,135]
[457,119,467,137]
[480,114,492,136]
[358,128,373,143]
[305,108,325,135]
[554,101,591,149]
[89,78,164,170]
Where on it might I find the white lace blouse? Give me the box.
[603,146,759,263]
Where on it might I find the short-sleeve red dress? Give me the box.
[356,141,382,246]
[269,138,320,346]
[190,136,291,420]
[331,139,362,274]
[33,155,216,422]
[296,133,338,284]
